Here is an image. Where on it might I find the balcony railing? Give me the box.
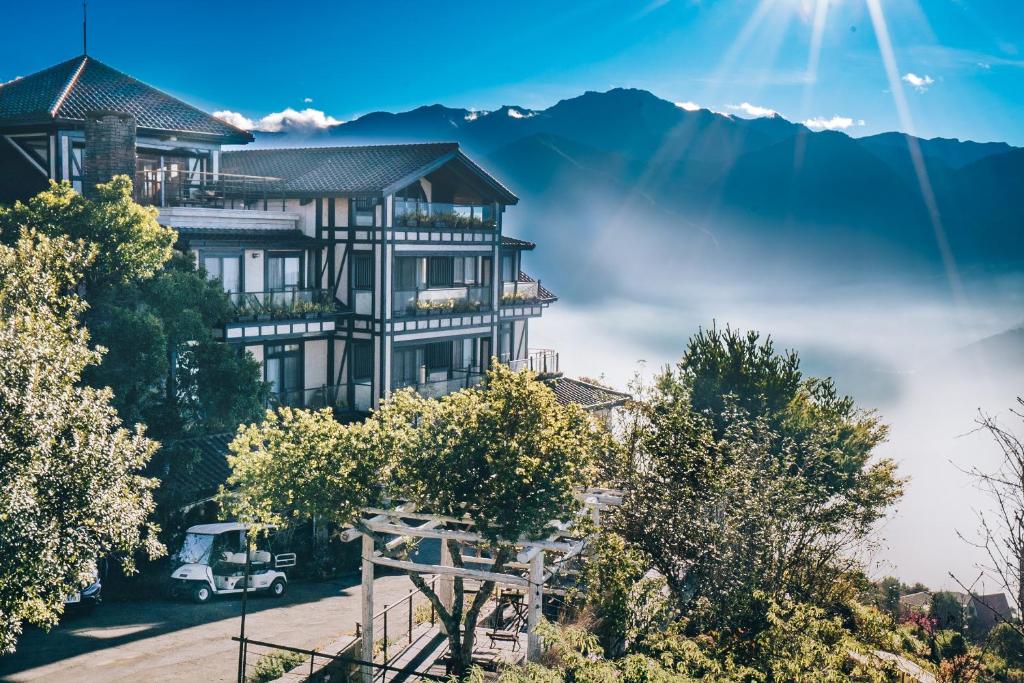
[502,272,555,305]
[502,349,560,376]
[267,384,348,411]
[135,168,287,210]
[392,369,484,399]
[393,286,491,317]
[228,289,339,321]
[393,199,496,229]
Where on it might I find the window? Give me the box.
[454,339,477,371]
[69,143,84,193]
[267,252,302,291]
[352,342,374,382]
[394,257,418,291]
[351,198,376,227]
[352,253,374,290]
[265,343,302,402]
[500,323,513,360]
[454,257,477,285]
[393,347,422,388]
[202,254,242,293]
[425,341,452,372]
[501,254,515,283]
[427,257,453,288]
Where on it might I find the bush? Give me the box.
[990,623,1024,668]
[247,649,306,683]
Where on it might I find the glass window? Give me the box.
[203,255,242,293]
[394,257,418,290]
[267,253,302,291]
[265,343,302,401]
[427,257,453,288]
[352,253,374,290]
[351,198,376,227]
[393,347,422,388]
[177,533,216,565]
[425,341,452,371]
[501,254,515,283]
[352,342,373,382]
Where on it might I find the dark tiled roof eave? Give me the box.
[547,377,631,411]
[501,235,536,250]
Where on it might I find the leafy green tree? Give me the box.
[0,231,162,653]
[931,592,965,632]
[226,365,606,679]
[85,252,266,438]
[617,325,903,634]
[0,178,174,288]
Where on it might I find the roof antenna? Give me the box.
[82,1,88,56]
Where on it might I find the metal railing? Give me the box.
[502,272,550,305]
[502,349,559,376]
[267,384,348,411]
[228,289,338,320]
[135,168,287,210]
[356,577,439,681]
[234,635,447,683]
[393,286,491,317]
[393,369,485,399]
[393,199,496,229]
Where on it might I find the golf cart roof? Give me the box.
[186,522,250,535]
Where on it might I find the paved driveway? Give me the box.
[0,574,416,683]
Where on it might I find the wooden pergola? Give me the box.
[339,487,623,678]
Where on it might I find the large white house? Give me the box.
[0,54,627,416]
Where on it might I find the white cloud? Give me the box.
[902,72,935,92]
[802,115,865,131]
[303,97,314,103]
[675,101,701,112]
[727,102,777,118]
[506,107,536,119]
[213,108,343,132]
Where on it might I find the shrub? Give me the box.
[247,649,305,683]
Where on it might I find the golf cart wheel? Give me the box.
[192,584,212,604]
[269,579,286,598]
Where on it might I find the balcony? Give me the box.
[393,199,496,230]
[228,289,341,322]
[393,369,485,399]
[267,384,348,411]
[502,349,560,376]
[502,272,555,305]
[135,168,287,210]
[393,286,491,318]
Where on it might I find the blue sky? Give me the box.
[2,0,1023,144]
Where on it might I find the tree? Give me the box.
[0,178,174,288]
[0,231,162,653]
[616,325,903,634]
[226,364,607,679]
[85,252,266,439]
[960,399,1024,621]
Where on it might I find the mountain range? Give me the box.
[251,88,1023,302]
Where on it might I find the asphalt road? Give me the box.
[0,573,417,683]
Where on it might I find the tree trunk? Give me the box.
[405,543,513,681]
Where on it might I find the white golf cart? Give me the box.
[169,523,296,604]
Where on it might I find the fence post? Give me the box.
[383,606,389,664]
[408,590,413,643]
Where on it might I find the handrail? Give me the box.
[228,288,338,320]
[134,167,287,210]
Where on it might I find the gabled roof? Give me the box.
[221,143,518,202]
[0,55,253,143]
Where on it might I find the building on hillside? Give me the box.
[899,590,1014,635]
[0,54,627,416]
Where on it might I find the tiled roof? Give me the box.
[157,432,234,506]
[0,55,252,143]
[501,235,536,250]
[221,143,518,202]
[221,143,459,196]
[547,377,631,411]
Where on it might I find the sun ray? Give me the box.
[865,0,966,309]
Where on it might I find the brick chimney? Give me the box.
[83,110,137,198]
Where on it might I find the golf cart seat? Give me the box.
[251,550,271,564]
[221,551,248,564]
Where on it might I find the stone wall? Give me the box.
[83,111,137,197]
